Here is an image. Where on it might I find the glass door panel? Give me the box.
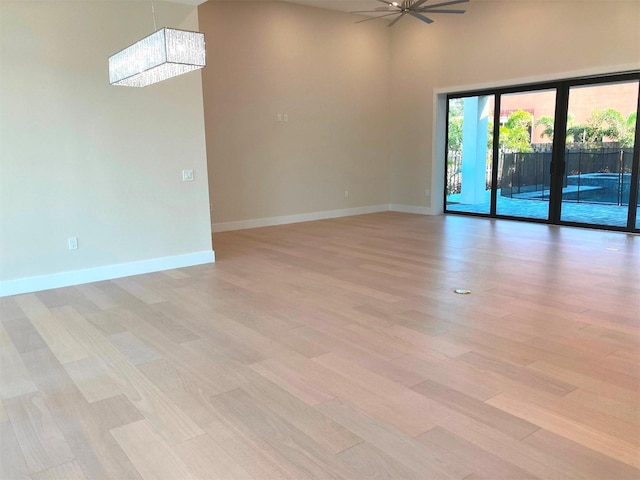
[636,174,640,230]
[444,73,639,232]
[560,81,639,227]
[445,95,495,215]
[496,89,557,220]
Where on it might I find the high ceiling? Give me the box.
[37,0,609,14]
[172,0,388,9]
[273,0,401,13]
[195,0,610,11]
[194,0,479,12]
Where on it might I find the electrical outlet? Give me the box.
[283,114,288,123]
[68,237,78,250]
[344,190,349,199]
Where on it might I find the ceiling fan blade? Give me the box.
[409,11,434,24]
[410,0,430,9]
[419,0,469,9]
[387,12,406,27]
[417,8,466,13]
[349,9,392,13]
[355,12,400,23]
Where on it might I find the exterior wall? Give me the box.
[500,83,638,143]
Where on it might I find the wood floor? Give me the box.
[1,212,639,479]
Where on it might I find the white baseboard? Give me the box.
[212,204,390,233]
[2,204,436,297]
[389,204,435,215]
[0,250,215,298]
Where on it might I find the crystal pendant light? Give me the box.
[108,1,205,87]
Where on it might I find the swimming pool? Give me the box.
[565,172,631,205]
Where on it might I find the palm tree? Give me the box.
[500,110,533,152]
[621,111,637,147]
[535,114,576,142]
[567,108,627,144]
[535,116,555,141]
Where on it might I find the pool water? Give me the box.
[565,173,631,205]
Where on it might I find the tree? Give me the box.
[535,110,636,146]
[535,116,554,141]
[500,110,533,152]
[621,111,637,147]
[448,116,464,151]
[534,113,575,143]
[447,98,464,151]
[567,108,627,143]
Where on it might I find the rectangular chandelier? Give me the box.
[109,28,205,88]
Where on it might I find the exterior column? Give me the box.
[461,96,490,204]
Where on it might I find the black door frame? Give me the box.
[444,71,640,233]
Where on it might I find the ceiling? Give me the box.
[190,0,468,12]
[271,0,400,13]
[194,0,606,10]
[169,0,384,8]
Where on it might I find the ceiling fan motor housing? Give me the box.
[352,0,469,27]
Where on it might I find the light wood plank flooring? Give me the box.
[1,212,639,479]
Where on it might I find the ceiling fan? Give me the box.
[350,0,469,27]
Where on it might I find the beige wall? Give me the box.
[389,0,640,208]
[200,0,639,224]
[1,0,638,294]
[199,1,392,227]
[0,1,213,293]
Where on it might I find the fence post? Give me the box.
[577,150,581,204]
[618,149,624,206]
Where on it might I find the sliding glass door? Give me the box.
[636,175,640,230]
[495,89,557,221]
[559,80,639,228]
[445,95,495,215]
[444,72,640,233]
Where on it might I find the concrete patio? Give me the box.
[446,190,639,229]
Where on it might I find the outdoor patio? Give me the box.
[446,189,639,229]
